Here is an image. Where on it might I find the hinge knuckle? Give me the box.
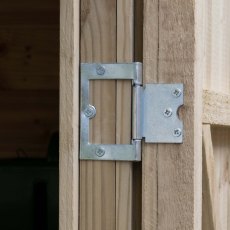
[133,62,142,86]
[132,85,143,140]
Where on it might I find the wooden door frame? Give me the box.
[59,0,203,229]
[59,0,80,229]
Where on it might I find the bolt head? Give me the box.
[163,108,173,117]
[172,88,182,97]
[95,147,105,157]
[84,105,96,119]
[173,128,182,137]
[96,65,105,75]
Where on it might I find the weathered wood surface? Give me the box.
[203,90,230,126]
[142,0,203,229]
[211,127,230,230]
[202,0,230,229]
[116,0,133,229]
[80,0,116,229]
[60,0,79,229]
[202,124,216,230]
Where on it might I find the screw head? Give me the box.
[84,104,96,119]
[96,65,105,75]
[172,88,182,97]
[173,128,182,137]
[95,147,105,157]
[163,108,173,117]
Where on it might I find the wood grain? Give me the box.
[203,90,230,126]
[142,0,158,229]
[211,127,230,230]
[116,0,133,229]
[202,1,230,229]
[143,0,203,229]
[202,124,216,230]
[80,0,116,230]
[203,0,230,94]
[59,0,79,229]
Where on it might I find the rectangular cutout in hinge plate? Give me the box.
[80,63,184,161]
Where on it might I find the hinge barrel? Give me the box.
[132,85,143,140]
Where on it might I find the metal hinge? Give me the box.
[80,63,184,161]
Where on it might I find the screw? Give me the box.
[96,65,105,75]
[172,88,182,97]
[173,128,182,137]
[84,104,96,119]
[95,147,105,157]
[163,108,173,117]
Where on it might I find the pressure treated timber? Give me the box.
[142,0,158,229]
[142,0,203,229]
[80,0,116,230]
[59,0,79,229]
[203,0,230,94]
[116,0,133,229]
[211,127,230,230]
[203,90,230,126]
[202,124,216,230]
[202,0,230,228]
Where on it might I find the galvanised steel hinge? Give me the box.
[80,63,184,161]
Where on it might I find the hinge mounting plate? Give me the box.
[80,63,184,161]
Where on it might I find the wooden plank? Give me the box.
[202,124,216,230]
[211,127,230,230]
[142,0,158,229]
[203,90,230,126]
[116,0,133,229]
[142,0,203,229]
[202,0,230,229]
[59,0,79,229]
[203,0,230,94]
[80,0,116,230]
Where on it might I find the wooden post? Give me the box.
[142,0,203,229]
[116,0,133,229]
[59,0,80,229]
[80,0,116,230]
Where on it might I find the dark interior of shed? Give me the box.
[0,0,59,229]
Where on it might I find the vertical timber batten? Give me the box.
[60,0,80,229]
[142,0,203,229]
[116,0,133,229]
[80,0,116,230]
